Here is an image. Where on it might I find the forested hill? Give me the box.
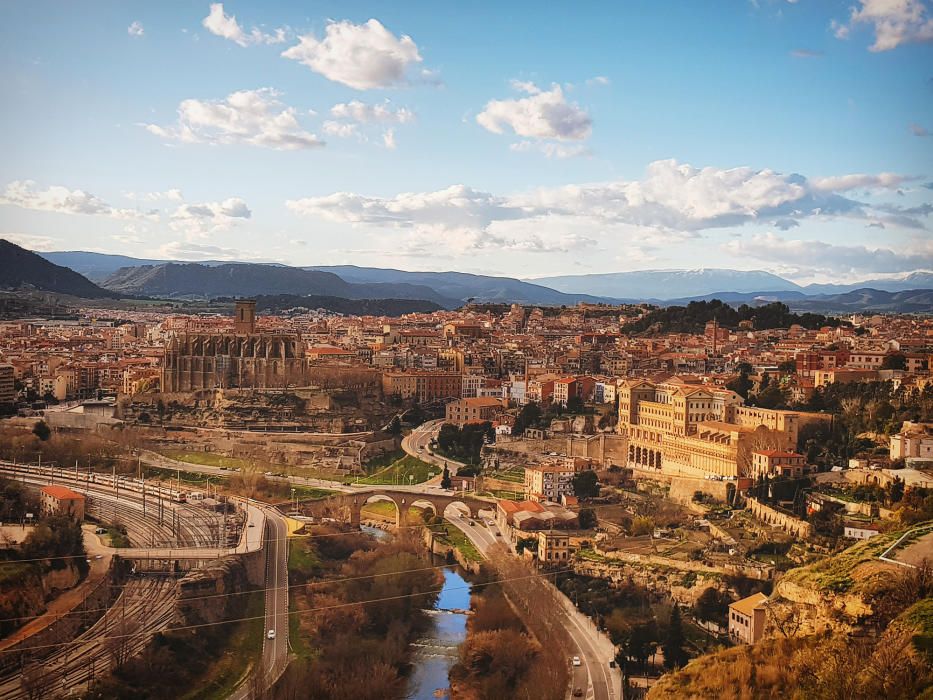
[626,300,846,334]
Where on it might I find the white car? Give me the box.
[267,629,276,640]
[572,656,581,667]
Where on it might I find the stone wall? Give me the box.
[566,433,628,464]
[668,476,731,506]
[746,497,811,538]
[176,555,250,625]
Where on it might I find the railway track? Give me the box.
[0,578,177,700]
[0,465,233,696]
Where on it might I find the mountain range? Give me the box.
[0,240,118,299]
[0,245,924,313]
[531,268,933,298]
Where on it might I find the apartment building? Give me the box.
[444,397,504,426]
[751,450,808,478]
[381,370,462,403]
[0,364,14,406]
[524,464,576,502]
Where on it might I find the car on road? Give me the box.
[572,656,581,667]
[267,629,276,639]
[573,689,583,698]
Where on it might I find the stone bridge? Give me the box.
[295,490,493,527]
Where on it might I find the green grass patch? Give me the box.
[291,486,337,501]
[486,488,525,500]
[288,539,320,580]
[361,500,399,520]
[162,452,347,483]
[359,455,440,486]
[437,520,483,562]
[576,548,607,563]
[363,448,406,473]
[487,466,525,484]
[0,560,38,584]
[183,589,265,700]
[782,529,904,593]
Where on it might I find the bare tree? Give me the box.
[20,663,53,700]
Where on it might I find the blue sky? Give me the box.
[0,0,930,282]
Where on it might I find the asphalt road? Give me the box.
[229,505,289,700]
[445,514,619,700]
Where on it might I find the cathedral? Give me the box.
[161,301,312,392]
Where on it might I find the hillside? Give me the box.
[648,527,933,700]
[101,263,459,307]
[625,300,844,334]
[0,239,118,299]
[307,265,614,305]
[244,294,441,315]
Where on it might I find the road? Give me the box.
[445,513,620,700]
[228,504,289,700]
[401,420,468,476]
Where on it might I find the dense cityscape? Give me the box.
[1,1,931,699]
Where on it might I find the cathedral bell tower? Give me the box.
[234,300,256,335]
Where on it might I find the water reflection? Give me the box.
[406,567,471,700]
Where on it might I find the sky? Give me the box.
[0,0,931,284]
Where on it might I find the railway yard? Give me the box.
[0,462,271,699]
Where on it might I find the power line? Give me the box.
[0,524,473,627]
[3,565,574,657]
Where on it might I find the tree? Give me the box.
[887,477,905,504]
[571,470,600,499]
[727,365,754,399]
[662,605,688,669]
[778,360,797,375]
[440,465,451,490]
[512,401,542,436]
[693,587,729,626]
[32,420,50,442]
[386,415,402,436]
[881,353,906,371]
[567,395,585,414]
[577,507,597,529]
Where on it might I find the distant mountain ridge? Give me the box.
[0,240,118,299]
[306,265,612,305]
[531,268,801,299]
[102,263,460,307]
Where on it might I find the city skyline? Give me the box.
[0,0,931,283]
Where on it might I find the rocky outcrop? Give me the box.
[176,556,249,625]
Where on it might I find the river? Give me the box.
[358,525,471,699]
[406,567,471,699]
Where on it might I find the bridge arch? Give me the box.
[408,499,439,524]
[361,493,401,527]
[443,501,472,519]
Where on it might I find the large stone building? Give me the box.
[162,301,312,392]
[618,377,818,479]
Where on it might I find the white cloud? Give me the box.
[143,88,323,150]
[170,197,251,237]
[124,188,184,202]
[833,0,933,51]
[282,19,423,90]
[286,159,930,257]
[154,240,247,260]
[0,180,154,220]
[586,75,611,86]
[128,21,144,38]
[476,83,592,141]
[510,140,590,159]
[382,128,396,150]
[322,121,359,139]
[202,3,285,47]
[790,48,823,58]
[723,232,933,275]
[810,172,914,191]
[330,99,414,124]
[0,233,58,251]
